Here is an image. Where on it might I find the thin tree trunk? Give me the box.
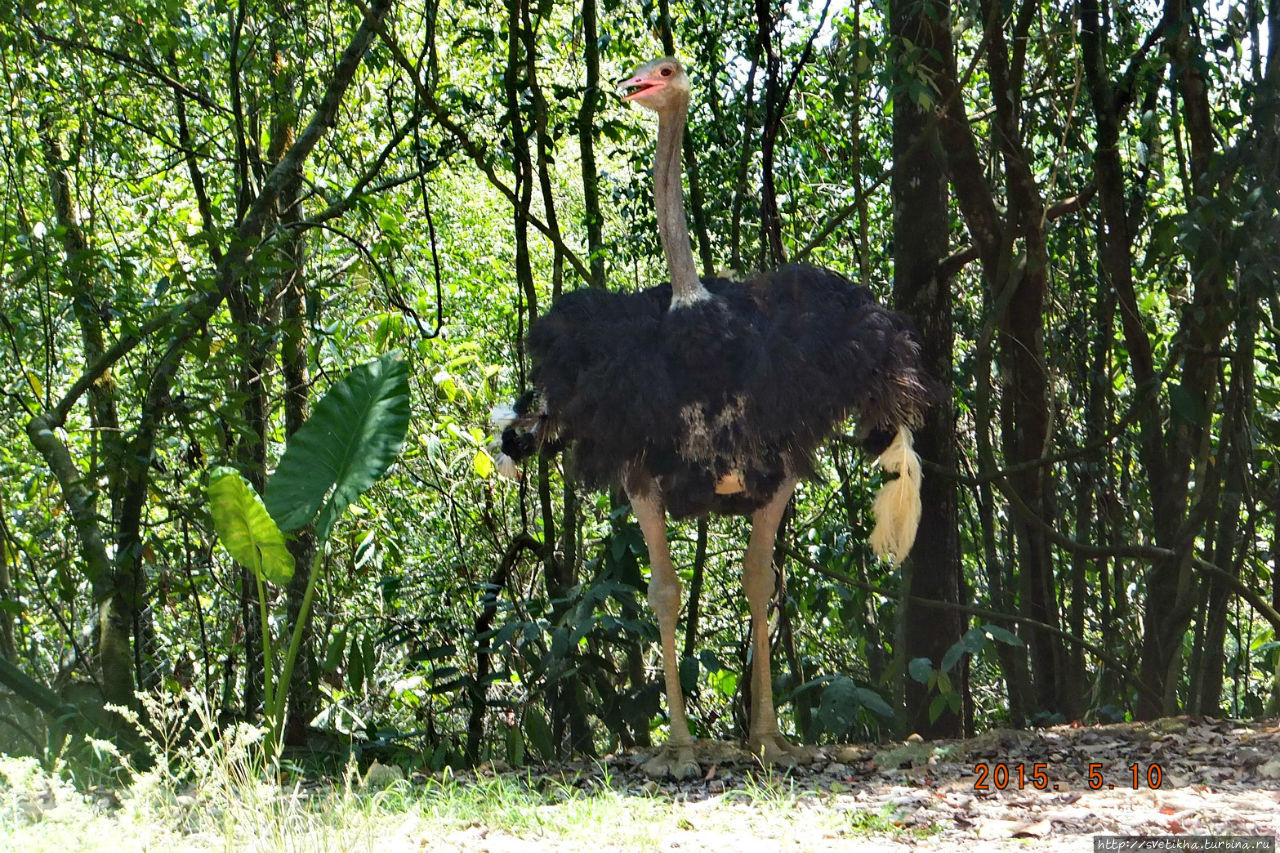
[890,0,964,738]
[578,0,605,288]
[729,56,759,273]
[1135,0,1235,718]
[978,0,1065,717]
[754,0,785,265]
[921,0,1067,716]
[36,117,135,709]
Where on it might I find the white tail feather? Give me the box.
[868,427,922,565]
[494,451,520,481]
[490,403,518,430]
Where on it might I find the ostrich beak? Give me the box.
[620,73,663,102]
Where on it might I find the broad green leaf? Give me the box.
[473,449,494,479]
[322,625,350,673]
[941,638,967,674]
[907,656,934,685]
[981,623,1024,646]
[265,351,411,543]
[962,626,989,654]
[362,632,376,680]
[505,724,526,766]
[525,707,555,761]
[207,467,294,585]
[348,632,366,692]
[1169,383,1206,426]
[679,654,699,693]
[851,686,894,718]
[942,627,989,672]
[817,674,861,735]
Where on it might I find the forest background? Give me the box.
[1,0,1279,772]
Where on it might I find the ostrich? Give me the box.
[493,57,932,778]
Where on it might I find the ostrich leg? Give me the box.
[743,478,808,763]
[628,482,701,779]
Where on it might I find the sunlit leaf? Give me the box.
[207,467,294,585]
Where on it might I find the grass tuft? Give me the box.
[1,690,931,851]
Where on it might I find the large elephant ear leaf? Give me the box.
[265,351,411,544]
[207,467,295,585]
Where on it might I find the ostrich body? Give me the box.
[495,58,931,777]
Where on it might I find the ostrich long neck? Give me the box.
[654,95,708,306]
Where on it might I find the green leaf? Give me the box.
[348,632,366,693]
[505,724,526,766]
[816,675,860,736]
[473,449,494,479]
[1168,383,1206,426]
[265,352,411,543]
[942,627,989,672]
[816,675,892,733]
[941,639,967,673]
[525,707,555,761]
[362,632,376,681]
[322,625,349,673]
[851,686,894,718]
[908,657,934,685]
[698,649,723,673]
[679,654,699,694]
[981,623,1023,646]
[207,467,294,585]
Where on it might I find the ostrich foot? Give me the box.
[641,741,700,779]
[747,732,813,767]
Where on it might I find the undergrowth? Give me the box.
[0,689,921,851]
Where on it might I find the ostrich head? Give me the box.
[620,57,690,114]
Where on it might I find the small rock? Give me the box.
[707,780,726,794]
[362,761,405,789]
[1257,757,1280,779]
[836,746,870,764]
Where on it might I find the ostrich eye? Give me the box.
[660,67,672,77]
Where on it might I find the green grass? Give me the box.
[0,694,932,852]
[0,752,944,852]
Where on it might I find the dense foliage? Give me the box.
[1,0,1277,772]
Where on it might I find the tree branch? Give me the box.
[936,184,1097,280]
[27,24,227,114]
[354,0,593,286]
[30,0,394,431]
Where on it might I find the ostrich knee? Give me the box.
[648,570,683,632]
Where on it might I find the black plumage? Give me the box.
[516,265,930,520]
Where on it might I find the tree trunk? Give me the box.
[577,0,605,288]
[37,117,136,709]
[1135,0,1234,718]
[889,0,964,738]
[753,0,785,265]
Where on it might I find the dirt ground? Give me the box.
[447,716,1280,851]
